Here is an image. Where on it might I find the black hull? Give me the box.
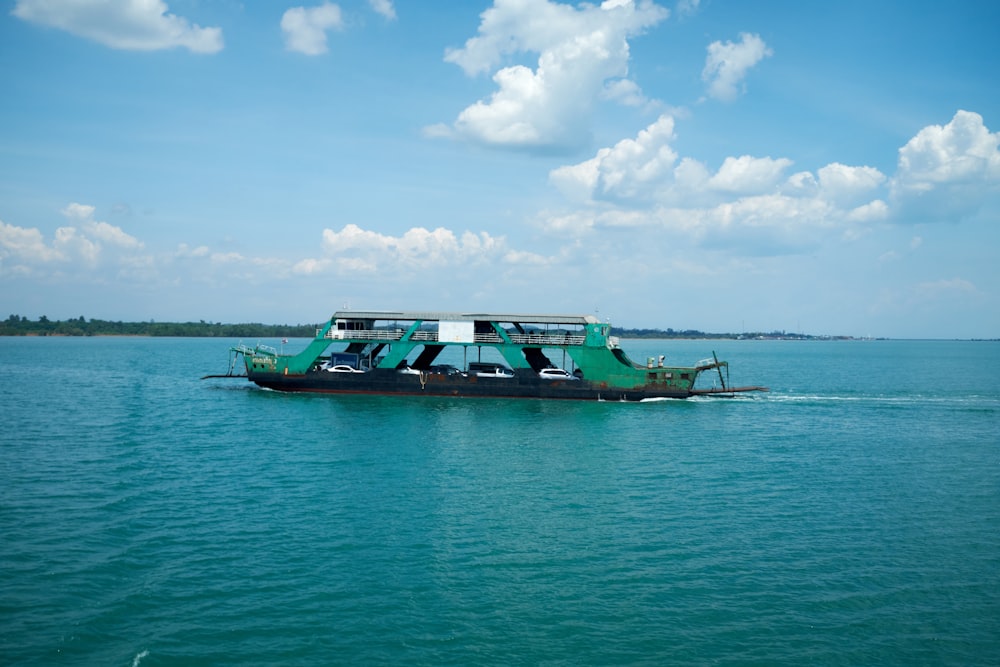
[249,368,693,401]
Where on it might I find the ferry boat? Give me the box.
[208,310,767,401]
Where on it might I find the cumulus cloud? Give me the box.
[3,206,573,320]
[62,203,143,250]
[316,223,505,272]
[282,3,345,55]
[546,110,998,259]
[550,114,678,201]
[896,110,1000,184]
[550,113,798,206]
[546,113,900,251]
[701,32,772,102]
[816,163,887,208]
[2,205,553,295]
[0,203,147,278]
[53,226,101,266]
[437,0,669,150]
[0,220,64,266]
[890,110,1000,222]
[368,0,396,20]
[709,155,792,193]
[12,0,223,53]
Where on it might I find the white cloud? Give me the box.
[0,204,147,278]
[501,249,552,265]
[175,244,210,259]
[709,155,792,193]
[87,220,143,249]
[601,78,648,107]
[550,114,678,201]
[0,220,65,264]
[61,203,96,221]
[281,3,344,55]
[61,203,144,250]
[368,0,396,20]
[549,157,603,203]
[672,156,711,194]
[545,113,899,252]
[12,0,223,53]
[318,223,505,272]
[541,110,998,268]
[292,257,334,275]
[701,32,772,102]
[845,199,889,223]
[713,194,831,229]
[2,208,551,296]
[676,0,700,17]
[896,110,1000,184]
[438,0,669,150]
[54,226,101,266]
[550,111,999,244]
[816,163,887,208]
[889,110,1000,222]
[551,113,798,206]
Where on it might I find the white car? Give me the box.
[538,368,577,380]
[327,364,365,373]
[475,368,514,378]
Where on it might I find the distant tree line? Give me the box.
[1,315,319,338]
[609,326,830,339]
[612,326,728,339]
[2,314,846,340]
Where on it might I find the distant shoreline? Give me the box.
[0,315,856,340]
[0,317,319,339]
[2,316,994,341]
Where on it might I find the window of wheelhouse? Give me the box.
[335,319,370,332]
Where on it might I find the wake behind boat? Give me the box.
[205,310,768,401]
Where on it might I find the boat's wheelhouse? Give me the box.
[328,317,377,339]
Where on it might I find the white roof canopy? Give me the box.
[331,310,600,326]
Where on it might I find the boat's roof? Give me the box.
[332,310,601,326]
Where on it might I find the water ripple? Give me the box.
[1,338,998,665]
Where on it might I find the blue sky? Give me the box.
[1,0,998,338]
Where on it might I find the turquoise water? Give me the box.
[2,337,998,665]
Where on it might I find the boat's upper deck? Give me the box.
[330,310,600,326]
[325,310,605,347]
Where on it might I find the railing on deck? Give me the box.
[326,328,405,341]
[507,333,585,345]
[324,328,586,346]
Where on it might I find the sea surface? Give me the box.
[2,336,998,666]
